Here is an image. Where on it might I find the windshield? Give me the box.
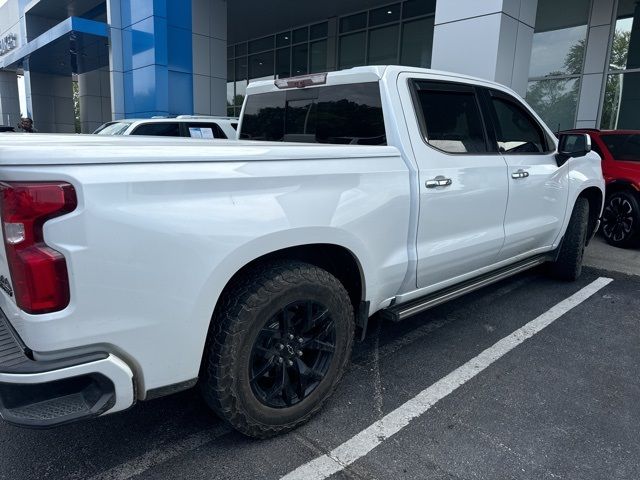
[601,134,640,162]
[94,122,132,135]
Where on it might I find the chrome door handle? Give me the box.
[511,169,530,179]
[426,176,453,188]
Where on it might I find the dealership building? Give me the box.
[0,0,638,134]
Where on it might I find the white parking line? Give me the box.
[281,277,613,480]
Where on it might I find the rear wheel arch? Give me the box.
[215,244,366,313]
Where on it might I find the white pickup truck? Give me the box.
[0,66,603,437]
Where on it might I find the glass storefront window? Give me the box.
[340,12,367,33]
[276,32,291,48]
[310,41,328,73]
[339,32,366,69]
[400,17,434,67]
[526,78,580,132]
[529,0,590,78]
[370,4,400,26]
[368,25,399,65]
[276,48,290,78]
[612,0,640,70]
[310,22,328,40]
[403,0,436,19]
[292,27,308,44]
[529,26,587,77]
[249,36,274,54]
[235,57,247,82]
[249,51,273,80]
[602,72,640,130]
[235,43,247,57]
[292,44,308,75]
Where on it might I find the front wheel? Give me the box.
[601,190,640,248]
[200,261,354,438]
[550,197,589,281]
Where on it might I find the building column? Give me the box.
[430,0,538,96]
[106,0,194,118]
[25,71,75,133]
[192,0,227,116]
[78,68,112,133]
[575,0,616,129]
[0,71,21,128]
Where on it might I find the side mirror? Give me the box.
[556,133,592,166]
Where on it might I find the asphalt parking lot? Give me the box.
[1,238,639,480]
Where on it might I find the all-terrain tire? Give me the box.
[550,197,589,281]
[200,260,354,438]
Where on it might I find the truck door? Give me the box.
[398,75,509,288]
[480,88,569,261]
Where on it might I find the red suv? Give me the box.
[565,129,640,248]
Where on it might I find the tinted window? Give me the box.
[241,82,386,145]
[414,82,488,153]
[489,93,548,153]
[94,122,131,135]
[131,123,180,137]
[185,122,227,139]
[601,134,640,162]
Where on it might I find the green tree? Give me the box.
[601,30,631,129]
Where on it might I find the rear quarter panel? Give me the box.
[0,152,410,395]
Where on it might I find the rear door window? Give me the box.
[412,81,489,154]
[241,82,386,145]
[131,123,181,136]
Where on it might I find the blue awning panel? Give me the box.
[0,17,109,75]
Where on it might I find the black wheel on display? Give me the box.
[200,261,354,438]
[601,190,640,248]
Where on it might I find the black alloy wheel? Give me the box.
[602,191,640,248]
[249,301,336,408]
[200,261,354,438]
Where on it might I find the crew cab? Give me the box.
[0,66,604,437]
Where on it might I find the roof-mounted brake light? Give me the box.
[275,73,327,89]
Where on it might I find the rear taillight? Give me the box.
[0,182,77,314]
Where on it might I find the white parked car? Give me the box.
[93,115,238,139]
[0,66,603,437]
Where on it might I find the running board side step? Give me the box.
[381,254,550,322]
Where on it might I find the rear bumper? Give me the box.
[0,311,135,428]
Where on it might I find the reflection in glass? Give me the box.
[370,4,400,26]
[276,48,290,78]
[526,78,579,132]
[400,17,434,67]
[529,25,587,77]
[310,41,327,73]
[249,51,274,80]
[368,25,399,64]
[340,13,367,33]
[403,0,436,18]
[339,32,366,69]
[602,73,640,130]
[293,27,308,44]
[310,22,328,40]
[292,44,308,75]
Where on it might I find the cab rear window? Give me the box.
[240,82,386,145]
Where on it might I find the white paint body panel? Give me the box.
[0,66,605,412]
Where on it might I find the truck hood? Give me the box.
[0,133,400,166]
